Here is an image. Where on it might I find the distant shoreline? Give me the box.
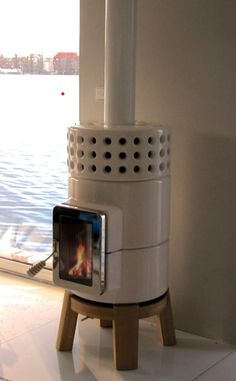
[0,72,79,76]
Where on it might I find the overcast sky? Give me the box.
[0,0,80,56]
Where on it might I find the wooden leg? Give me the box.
[100,319,113,328]
[113,304,139,370]
[56,291,78,351]
[159,291,176,346]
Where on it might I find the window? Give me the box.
[0,0,80,273]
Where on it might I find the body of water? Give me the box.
[0,74,79,259]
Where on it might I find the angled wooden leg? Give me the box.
[56,291,78,351]
[100,319,113,328]
[113,304,139,370]
[159,291,176,346]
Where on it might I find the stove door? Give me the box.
[53,204,106,295]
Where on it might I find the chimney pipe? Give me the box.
[104,0,136,126]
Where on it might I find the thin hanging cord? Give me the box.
[27,250,56,278]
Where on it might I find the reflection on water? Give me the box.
[0,74,79,263]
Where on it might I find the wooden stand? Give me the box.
[56,290,176,370]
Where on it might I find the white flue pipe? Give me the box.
[104,0,136,126]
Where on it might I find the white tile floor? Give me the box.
[0,271,235,381]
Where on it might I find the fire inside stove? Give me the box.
[59,216,93,285]
[53,205,105,293]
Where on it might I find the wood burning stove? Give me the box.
[53,122,170,304]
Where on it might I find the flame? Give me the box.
[68,242,92,278]
[76,243,86,267]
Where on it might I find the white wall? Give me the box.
[80,0,105,123]
[80,0,236,343]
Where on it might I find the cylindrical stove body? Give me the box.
[57,122,171,304]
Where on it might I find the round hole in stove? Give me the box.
[104,165,112,173]
[160,149,165,157]
[133,137,140,145]
[148,164,155,173]
[148,151,155,158]
[119,166,127,174]
[104,151,112,159]
[90,137,97,144]
[159,162,165,171]
[148,136,155,145]
[90,165,97,172]
[119,137,127,145]
[160,135,165,144]
[104,137,112,145]
[133,151,140,159]
[77,163,84,172]
[119,152,127,159]
[90,151,97,158]
[77,136,84,144]
[77,150,84,158]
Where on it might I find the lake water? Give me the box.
[0,75,79,260]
